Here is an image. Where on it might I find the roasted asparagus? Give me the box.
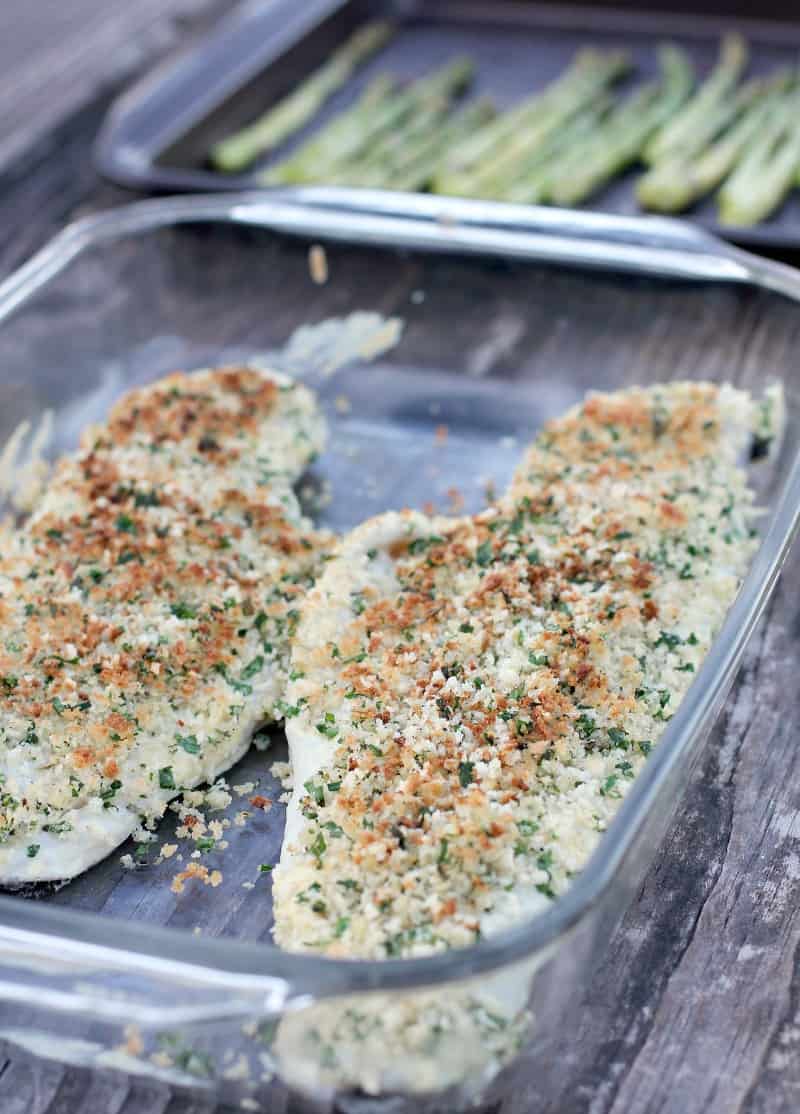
[211,21,394,172]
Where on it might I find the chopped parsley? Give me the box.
[316,713,339,739]
[304,779,325,807]
[158,766,176,790]
[115,513,137,534]
[170,602,197,620]
[240,655,265,680]
[475,540,493,566]
[309,832,327,863]
[576,714,596,740]
[100,779,122,808]
[458,761,475,787]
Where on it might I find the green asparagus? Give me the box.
[434,49,629,194]
[205,28,799,229]
[260,56,473,184]
[718,88,800,226]
[644,75,763,175]
[441,50,630,198]
[325,97,453,186]
[637,74,791,212]
[385,99,497,191]
[211,21,394,172]
[259,74,396,183]
[547,44,694,206]
[644,32,747,165]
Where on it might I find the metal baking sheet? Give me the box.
[95,0,800,252]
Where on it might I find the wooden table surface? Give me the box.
[1,4,800,1113]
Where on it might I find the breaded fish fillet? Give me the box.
[274,381,773,959]
[0,365,328,883]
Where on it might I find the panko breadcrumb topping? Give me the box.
[170,862,223,894]
[274,381,779,959]
[0,365,329,883]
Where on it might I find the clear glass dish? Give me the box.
[0,192,797,1111]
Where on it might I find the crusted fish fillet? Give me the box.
[274,381,775,961]
[0,366,328,883]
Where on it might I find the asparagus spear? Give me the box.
[545,89,662,206]
[635,45,695,129]
[547,44,694,206]
[326,97,453,186]
[637,74,791,212]
[497,98,615,203]
[434,49,629,193]
[643,74,763,173]
[383,99,497,191]
[261,56,473,184]
[260,74,396,184]
[440,50,630,198]
[644,32,747,165]
[718,89,800,226]
[211,21,394,172]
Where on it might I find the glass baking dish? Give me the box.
[0,193,797,1111]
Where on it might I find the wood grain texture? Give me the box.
[0,0,237,174]
[0,5,800,1114]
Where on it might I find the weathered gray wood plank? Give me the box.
[0,0,236,174]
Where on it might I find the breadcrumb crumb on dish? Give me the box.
[170,861,223,894]
[308,244,329,285]
[121,1024,144,1058]
[233,782,256,796]
[0,365,330,885]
